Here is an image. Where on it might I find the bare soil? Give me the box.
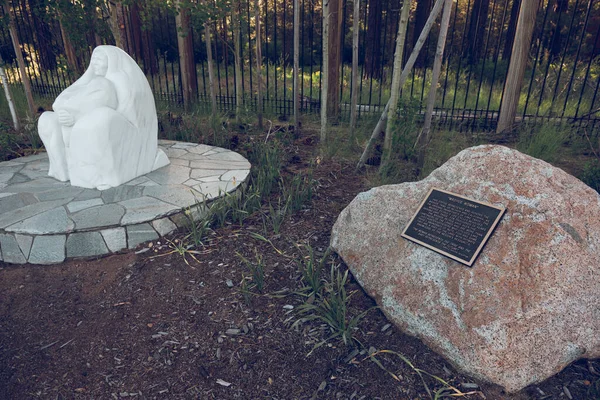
[1,130,599,399]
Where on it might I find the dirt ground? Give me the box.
[1,130,599,399]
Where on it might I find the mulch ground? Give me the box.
[1,129,599,399]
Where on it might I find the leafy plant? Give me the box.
[237,251,265,293]
[281,170,316,214]
[262,197,288,235]
[517,123,568,163]
[296,245,330,297]
[292,264,371,355]
[150,237,203,267]
[186,213,212,247]
[581,159,600,194]
[246,140,282,199]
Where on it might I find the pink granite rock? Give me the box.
[331,145,600,392]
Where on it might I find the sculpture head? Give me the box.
[90,50,108,76]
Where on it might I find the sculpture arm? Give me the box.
[54,78,119,125]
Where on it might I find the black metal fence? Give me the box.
[1,0,600,131]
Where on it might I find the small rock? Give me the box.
[283,305,294,310]
[226,329,241,335]
[216,378,231,387]
[460,383,479,389]
[381,324,391,332]
[226,279,234,288]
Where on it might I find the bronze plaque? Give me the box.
[401,188,505,266]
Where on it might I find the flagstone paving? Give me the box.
[0,141,251,265]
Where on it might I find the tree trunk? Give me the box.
[413,0,432,67]
[0,58,20,130]
[357,0,444,169]
[321,0,330,142]
[58,15,82,75]
[108,1,128,51]
[176,1,198,108]
[384,0,412,156]
[415,0,453,172]
[497,0,540,133]
[233,0,243,123]
[254,0,263,129]
[28,0,56,70]
[326,0,343,123]
[6,0,36,118]
[205,22,218,118]
[349,0,360,131]
[129,1,144,62]
[293,0,300,132]
[465,0,490,64]
[141,29,159,74]
[364,0,383,78]
[83,0,100,52]
[502,0,521,61]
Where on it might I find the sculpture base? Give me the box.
[0,141,251,265]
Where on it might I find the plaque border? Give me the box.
[400,187,506,267]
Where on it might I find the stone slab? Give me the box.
[101,227,127,252]
[144,164,191,185]
[0,141,250,264]
[0,199,72,230]
[67,198,105,213]
[72,204,126,230]
[7,207,74,234]
[127,223,159,249]
[28,235,66,264]
[100,186,145,203]
[66,232,109,258]
[15,234,33,259]
[120,197,177,225]
[144,185,202,208]
[0,233,27,264]
[152,217,178,236]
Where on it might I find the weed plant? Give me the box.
[582,159,600,193]
[296,245,331,297]
[186,212,212,246]
[247,140,282,199]
[281,170,315,213]
[517,123,568,163]
[237,251,266,293]
[293,263,371,355]
[262,198,288,235]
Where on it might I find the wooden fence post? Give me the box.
[496,0,540,133]
[176,1,198,108]
[293,0,300,132]
[326,0,343,123]
[349,0,360,132]
[254,0,264,129]
[321,0,329,142]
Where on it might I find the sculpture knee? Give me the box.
[38,111,59,141]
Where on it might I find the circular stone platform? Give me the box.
[0,140,251,265]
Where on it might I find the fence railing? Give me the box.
[1,0,599,132]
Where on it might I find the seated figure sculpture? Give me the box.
[39,45,169,190]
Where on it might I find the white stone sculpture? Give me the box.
[39,45,169,190]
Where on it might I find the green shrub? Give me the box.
[581,159,600,193]
[517,123,568,163]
